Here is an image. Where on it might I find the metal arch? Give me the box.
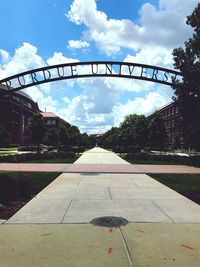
[0,61,182,92]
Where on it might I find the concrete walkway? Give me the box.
[1,147,200,267]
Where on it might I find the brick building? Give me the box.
[41,112,71,129]
[147,101,184,147]
[0,85,40,145]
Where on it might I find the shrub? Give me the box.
[124,153,200,166]
[17,173,32,198]
[0,175,17,204]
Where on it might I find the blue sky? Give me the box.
[0,0,199,133]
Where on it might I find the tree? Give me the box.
[79,133,91,148]
[44,128,59,146]
[172,3,200,149]
[119,114,149,149]
[0,125,10,146]
[59,125,81,147]
[148,112,167,150]
[100,127,119,148]
[28,113,46,144]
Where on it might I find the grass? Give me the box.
[122,158,179,165]
[193,152,200,156]
[0,171,61,219]
[149,173,200,204]
[0,147,18,151]
[0,153,80,162]
[22,158,78,163]
[0,151,16,156]
[0,171,61,197]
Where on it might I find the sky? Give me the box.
[0,0,199,134]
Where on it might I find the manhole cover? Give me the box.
[90,216,128,228]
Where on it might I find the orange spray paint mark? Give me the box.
[108,247,113,254]
[181,244,194,250]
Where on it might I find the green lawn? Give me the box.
[0,151,17,156]
[0,171,61,198]
[23,158,78,163]
[0,147,18,151]
[149,173,200,204]
[123,158,179,165]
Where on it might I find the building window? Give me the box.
[12,96,20,102]
[28,103,32,109]
[172,120,175,128]
[46,119,56,125]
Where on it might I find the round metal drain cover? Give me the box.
[90,216,128,228]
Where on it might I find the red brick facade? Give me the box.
[147,102,184,147]
[0,86,40,145]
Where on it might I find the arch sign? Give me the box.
[0,61,182,92]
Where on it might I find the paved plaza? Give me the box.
[1,147,200,267]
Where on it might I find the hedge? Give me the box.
[124,152,200,167]
[0,151,76,163]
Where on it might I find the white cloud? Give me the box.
[47,51,78,65]
[66,0,199,56]
[113,91,172,125]
[0,49,9,64]
[0,42,176,134]
[124,48,173,68]
[68,40,90,50]
[0,42,44,79]
[63,96,70,104]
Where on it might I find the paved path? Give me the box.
[1,147,200,267]
[1,148,200,174]
[5,147,200,224]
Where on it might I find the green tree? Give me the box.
[148,112,167,150]
[79,133,91,148]
[100,127,119,148]
[44,128,59,146]
[59,127,72,146]
[171,135,181,153]
[0,125,10,146]
[172,3,200,149]
[28,113,46,144]
[119,114,148,149]
[59,125,81,146]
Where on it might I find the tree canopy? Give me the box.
[100,112,167,150]
[0,125,10,146]
[148,112,167,150]
[172,3,200,149]
[28,113,46,144]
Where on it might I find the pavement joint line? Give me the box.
[130,178,138,187]
[108,187,112,200]
[77,178,81,186]
[119,227,135,267]
[61,200,72,223]
[151,200,175,223]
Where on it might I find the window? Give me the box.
[28,103,32,109]
[46,119,56,125]
[12,96,20,102]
